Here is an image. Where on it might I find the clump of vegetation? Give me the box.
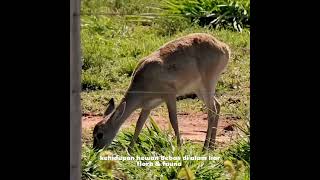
[81,0,162,15]
[82,118,250,179]
[82,145,109,180]
[161,0,250,32]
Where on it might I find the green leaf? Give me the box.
[177,167,195,180]
[149,116,161,134]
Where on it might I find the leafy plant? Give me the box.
[161,0,250,32]
[81,145,109,180]
[223,160,249,180]
[177,167,196,180]
[82,117,250,180]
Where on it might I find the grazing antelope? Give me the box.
[92,33,231,151]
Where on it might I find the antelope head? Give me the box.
[92,98,126,149]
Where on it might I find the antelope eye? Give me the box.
[97,133,103,139]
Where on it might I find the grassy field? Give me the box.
[80,0,250,179]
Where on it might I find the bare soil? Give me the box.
[82,111,241,146]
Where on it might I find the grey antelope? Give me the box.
[92,33,231,151]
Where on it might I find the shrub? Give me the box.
[161,0,250,32]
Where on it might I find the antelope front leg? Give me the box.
[129,109,151,150]
[209,96,221,149]
[165,95,181,147]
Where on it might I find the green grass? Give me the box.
[82,119,249,180]
[80,0,250,179]
[81,0,163,15]
[81,110,250,180]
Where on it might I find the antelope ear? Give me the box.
[103,98,115,117]
[112,101,126,120]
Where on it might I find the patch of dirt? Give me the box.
[82,111,241,146]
